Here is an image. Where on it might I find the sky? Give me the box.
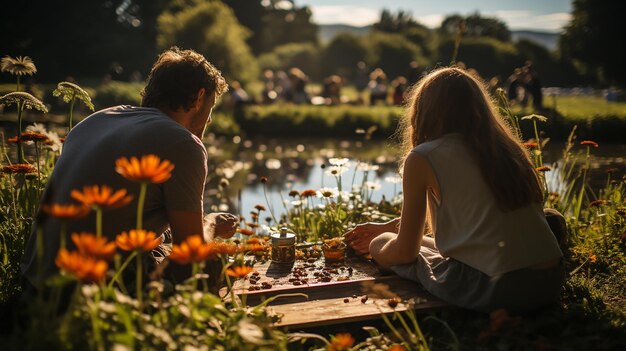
[300,0,572,32]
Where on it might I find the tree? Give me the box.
[560,0,626,86]
[321,33,370,80]
[0,0,165,81]
[157,1,259,85]
[368,32,424,80]
[439,13,511,42]
[372,9,434,58]
[223,0,318,54]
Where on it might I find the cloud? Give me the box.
[491,11,571,32]
[310,5,380,26]
[415,14,444,28]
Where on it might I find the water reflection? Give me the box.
[203,135,626,219]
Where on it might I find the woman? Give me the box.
[344,67,565,314]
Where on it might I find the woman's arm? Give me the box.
[343,218,400,255]
[369,152,432,268]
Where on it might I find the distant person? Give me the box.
[276,70,292,102]
[227,80,250,110]
[506,68,524,105]
[391,76,408,105]
[321,74,343,105]
[354,61,369,104]
[368,68,388,106]
[288,67,310,104]
[523,61,543,110]
[261,70,278,104]
[406,61,424,86]
[345,67,566,315]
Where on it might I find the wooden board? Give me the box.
[219,254,450,328]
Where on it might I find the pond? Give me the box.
[203,134,626,223]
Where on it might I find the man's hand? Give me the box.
[204,212,239,240]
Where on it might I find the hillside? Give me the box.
[319,24,560,51]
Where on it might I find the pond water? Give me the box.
[203,135,626,221]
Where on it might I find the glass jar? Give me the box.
[271,227,296,264]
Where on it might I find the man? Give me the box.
[21,47,238,290]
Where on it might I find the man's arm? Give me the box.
[167,209,204,243]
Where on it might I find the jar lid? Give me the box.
[271,227,295,244]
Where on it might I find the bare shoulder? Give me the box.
[404,152,438,189]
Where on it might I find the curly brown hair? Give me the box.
[141,47,228,111]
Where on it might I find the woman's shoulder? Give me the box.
[411,133,463,155]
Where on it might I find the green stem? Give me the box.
[533,120,543,167]
[68,96,76,132]
[16,76,21,92]
[136,251,143,306]
[17,104,24,164]
[137,182,147,230]
[107,251,137,289]
[60,221,67,250]
[96,207,103,237]
[262,183,279,226]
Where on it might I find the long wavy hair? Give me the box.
[141,46,228,111]
[397,66,543,211]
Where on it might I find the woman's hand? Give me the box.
[343,220,398,255]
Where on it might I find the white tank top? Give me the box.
[412,133,563,277]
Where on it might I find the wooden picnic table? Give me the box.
[219,251,449,328]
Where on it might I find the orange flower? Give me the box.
[115,154,175,184]
[301,189,317,198]
[246,237,261,245]
[7,136,19,143]
[589,200,608,207]
[535,166,551,172]
[254,204,266,211]
[168,235,213,264]
[71,185,133,209]
[388,345,407,351]
[1,163,37,174]
[523,141,538,148]
[225,265,253,278]
[327,333,355,351]
[71,232,116,260]
[580,140,599,148]
[260,176,268,183]
[55,249,108,282]
[288,190,300,197]
[589,254,597,263]
[116,229,162,252]
[212,241,238,256]
[20,131,48,142]
[243,243,266,252]
[237,228,255,236]
[42,203,90,220]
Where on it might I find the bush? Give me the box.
[233,104,401,138]
[92,81,143,110]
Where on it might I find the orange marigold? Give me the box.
[300,189,317,198]
[388,345,407,351]
[1,163,37,174]
[535,166,551,172]
[115,154,175,184]
[225,265,253,278]
[7,136,19,143]
[20,131,48,142]
[168,235,213,264]
[580,140,599,148]
[116,229,162,252]
[254,204,266,211]
[327,333,355,351]
[71,232,116,260]
[212,241,238,256]
[589,200,608,207]
[237,228,256,236]
[523,141,539,148]
[42,203,90,220]
[71,185,133,209]
[55,249,108,282]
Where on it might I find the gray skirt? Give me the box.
[391,246,565,314]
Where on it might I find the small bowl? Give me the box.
[322,242,347,263]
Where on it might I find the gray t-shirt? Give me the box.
[21,105,207,285]
[412,133,562,277]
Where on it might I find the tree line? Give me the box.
[0,0,622,88]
